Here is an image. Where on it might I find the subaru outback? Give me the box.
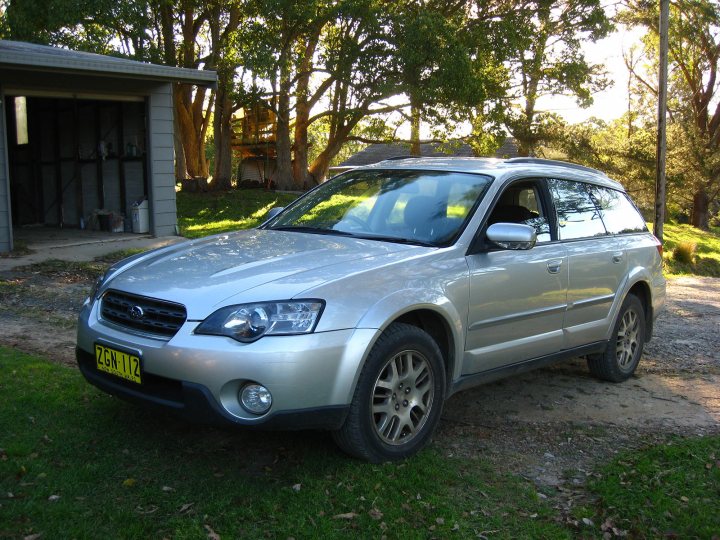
[77,157,666,462]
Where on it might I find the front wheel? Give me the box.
[333,323,446,462]
[587,294,646,382]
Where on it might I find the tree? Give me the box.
[624,0,720,229]
[501,0,612,156]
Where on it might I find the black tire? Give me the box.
[587,294,646,382]
[332,323,446,462]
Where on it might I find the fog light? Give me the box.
[240,383,272,415]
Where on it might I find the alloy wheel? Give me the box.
[371,349,435,445]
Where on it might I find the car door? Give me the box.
[463,179,568,375]
[547,178,624,348]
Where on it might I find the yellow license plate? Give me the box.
[95,344,142,384]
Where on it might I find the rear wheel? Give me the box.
[333,323,445,462]
[587,294,646,382]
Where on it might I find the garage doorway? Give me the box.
[5,95,148,231]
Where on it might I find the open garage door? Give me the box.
[5,96,148,231]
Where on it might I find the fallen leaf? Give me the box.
[369,508,383,520]
[333,512,358,520]
[122,478,136,488]
[23,534,42,540]
[204,524,220,540]
[291,483,301,493]
[680,496,689,503]
[135,505,159,515]
[436,517,445,525]
[179,502,194,514]
[48,495,60,502]
[162,486,174,492]
[582,517,594,527]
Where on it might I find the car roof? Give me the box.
[357,157,624,191]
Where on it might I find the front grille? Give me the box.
[100,289,187,337]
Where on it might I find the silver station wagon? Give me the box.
[77,158,666,462]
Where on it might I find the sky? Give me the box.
[536,25,647,125]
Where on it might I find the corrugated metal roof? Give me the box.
[337,137,518,167]
[0,40,217,86]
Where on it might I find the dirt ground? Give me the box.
[1,264,719,508]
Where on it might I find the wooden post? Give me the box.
[654,0,669,243]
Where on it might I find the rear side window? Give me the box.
[587,186,648,234]
[548,178,606,240]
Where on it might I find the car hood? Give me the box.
[104,229,418,319]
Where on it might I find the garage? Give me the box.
[0,40,216,252]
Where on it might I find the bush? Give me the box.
[672,241,697,264]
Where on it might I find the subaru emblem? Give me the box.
[128,305,145,320]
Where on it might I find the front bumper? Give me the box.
[77,300,379,429]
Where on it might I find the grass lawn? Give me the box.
[176,190,299,238]
[0,348,568,539]
[658,223,720,277]
[592,436,720,537]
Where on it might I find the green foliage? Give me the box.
[501,0,613,155]
[621,0,720,229]
[592,436,720,538]
[0,348,569,538]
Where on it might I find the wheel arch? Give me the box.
[392,309,457,393]
[356,291,465,395]
[626,279,654,342]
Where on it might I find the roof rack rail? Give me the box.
[505,157,607,176]
[383,156,420,161]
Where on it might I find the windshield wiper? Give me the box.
[270,226,356,237]
[350,234,437,247]
[271,226,437,247]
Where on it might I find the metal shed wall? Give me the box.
[147,85,176,236]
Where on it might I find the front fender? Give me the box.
[356,289,467,383]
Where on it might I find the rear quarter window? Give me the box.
[548,178,607,240]
[587,186,648,234]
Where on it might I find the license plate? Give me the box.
[95,344,142,384]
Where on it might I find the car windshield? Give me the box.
[265,169,493,246]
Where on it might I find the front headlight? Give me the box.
[195,300,325,343]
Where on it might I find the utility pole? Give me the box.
[654,0,669,243]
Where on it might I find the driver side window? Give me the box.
[487,182,551,242]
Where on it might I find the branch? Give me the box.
[346,136,452,145]
[307,103,408,125]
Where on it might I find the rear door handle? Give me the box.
[547,259,563,274]
[612,251,624,264]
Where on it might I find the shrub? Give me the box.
[673,241,697,264]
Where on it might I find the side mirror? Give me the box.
[266,207,285,220]
[486,223,537,250]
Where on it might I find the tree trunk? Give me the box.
[275,59,295,190]
[691,188,710,229]
[292,32,319,189]
[174,105,188,181]
[212,76,234,191]
[293,108,310,188]
[174,83,211,180]
[308,122,355,182]
[410,100,421,156]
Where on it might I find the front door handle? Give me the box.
[547,259,563,274]
[612,251,624,263]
